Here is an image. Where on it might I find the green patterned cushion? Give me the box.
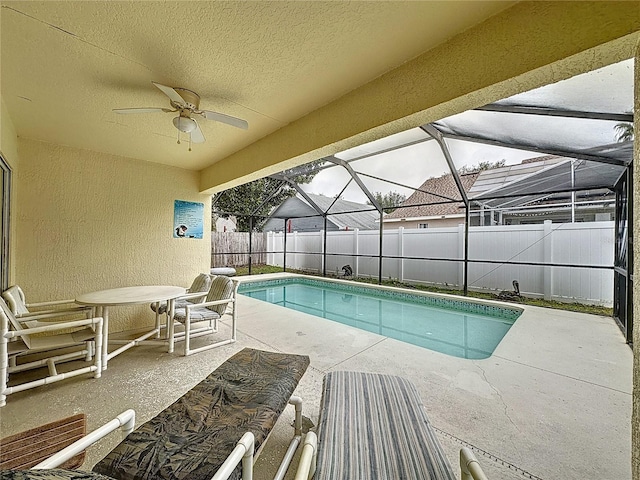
[92,348,309,480]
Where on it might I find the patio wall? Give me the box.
[10,138,212,333]
[267,221,614,305]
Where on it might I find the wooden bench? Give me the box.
[2,348,310,480]
[294,371,488,480]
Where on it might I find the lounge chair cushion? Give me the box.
[315,371,456,480]
[0,470,115,480]
[92,348,310,480]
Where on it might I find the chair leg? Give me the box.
[184,319,191,356]
[0,334,7,407]
[85,341,93,362]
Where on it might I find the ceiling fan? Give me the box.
[113,82,248,149]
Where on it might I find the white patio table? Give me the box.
[76,285,185,370]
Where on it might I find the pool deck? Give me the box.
[1,273,633,479]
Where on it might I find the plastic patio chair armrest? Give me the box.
[26,299,78,308]
[196,298,235,309]
[178,291,209,301]
[4,316,103,339]
[16,307,93,320]
[293,432,317,480]
[32,410,136,470]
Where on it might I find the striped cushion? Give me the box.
[150,274,212,314]
[204,276,234,315]
[172,307,220,323]
[315,371,456,480]
[189,273,213,294]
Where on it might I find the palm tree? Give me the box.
[614,122,634,142]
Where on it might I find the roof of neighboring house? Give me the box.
[384,155,568,221]
[267,193,379,230]
[468,156,566,199]
[384,172,479,220]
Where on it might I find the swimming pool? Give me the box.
[238,277,522,359]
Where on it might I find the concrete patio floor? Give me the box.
[0,274,633,479]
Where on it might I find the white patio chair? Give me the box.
[169,275,238,356]
[149,272,213,335]
[0,297,103,407]
[2,285,93,321]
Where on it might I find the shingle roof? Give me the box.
[265,193,379,231]
[385,155,564,220]
[303,194,379,230]
[385,172,478,219]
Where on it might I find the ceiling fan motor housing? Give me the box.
[171,87,200,110]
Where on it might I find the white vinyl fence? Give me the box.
[266,221,615,306]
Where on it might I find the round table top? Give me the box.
[76,285,186,306]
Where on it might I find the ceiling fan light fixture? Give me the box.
[173,115,197,133]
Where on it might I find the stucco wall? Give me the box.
[632,40,639,480]
[15,139,211,333]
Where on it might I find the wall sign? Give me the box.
[173,200,204,239]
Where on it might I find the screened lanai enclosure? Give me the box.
[212,60,635,345]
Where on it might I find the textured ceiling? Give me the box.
[1,1,513,171]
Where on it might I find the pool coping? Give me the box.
[236,272,524,320]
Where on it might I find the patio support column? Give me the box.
[283,218,288,273]
[421,124,470,295]
[323,217,328,277]
[325,156,384,284]
[631,42,639,480]
[248,216,253,275]
[379,210,384,284]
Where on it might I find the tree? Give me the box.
[212,160,323,231]
[367,191,407,213]
[458,159,506,174]
[614,122,634,142]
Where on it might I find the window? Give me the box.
[0,154,10,291]
[418,223,428,229]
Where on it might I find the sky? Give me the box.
[300,59,634,204]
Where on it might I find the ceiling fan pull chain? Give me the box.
[189,134,192,152]
[177,128,181,145]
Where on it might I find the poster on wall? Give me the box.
[173,200,204,239]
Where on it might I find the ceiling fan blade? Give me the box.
[198,110,249,130]
[152,82,186,106]
[113,107,173,114]
[191,120,206,144]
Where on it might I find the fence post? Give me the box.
[458,223,465,289]
[398,227,404,282]
[266,232,272,266]
[353,229,359,277]
[293,231,298,270]
[543,220,553,300]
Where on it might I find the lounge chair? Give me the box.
[0,298,103,407]
[1,348,310,480]
[294,371,488,480]
[169,275,238,356]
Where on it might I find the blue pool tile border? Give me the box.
[239,277,522,320]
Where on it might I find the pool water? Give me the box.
[239,278,521,359]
